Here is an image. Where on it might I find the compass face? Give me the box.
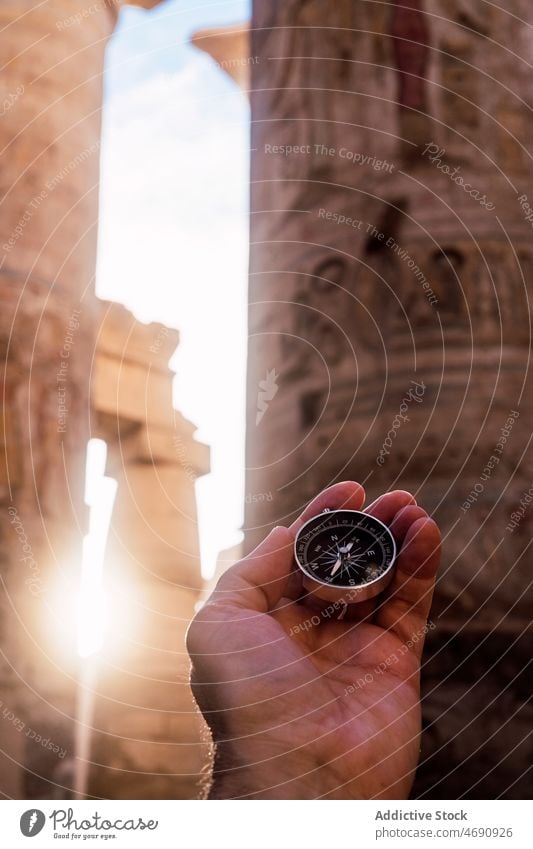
[295,510,396,590]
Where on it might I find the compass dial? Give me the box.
[294,510,396,601]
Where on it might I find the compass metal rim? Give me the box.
[294,508,397,603]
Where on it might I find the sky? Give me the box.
[97,0,251,578]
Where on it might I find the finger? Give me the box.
[374,516,441,656]
[289,481,365,534]
[365,490,417,525]
[289,481,366,607]
[389,504,430,547]
[336,492,419,621]
[215,483,367,614]
[213,525,295,612]
[278,482,367,603]
[367,505,429,625]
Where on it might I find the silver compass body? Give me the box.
[294,509,397,603]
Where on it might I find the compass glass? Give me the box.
[295,510,396,588]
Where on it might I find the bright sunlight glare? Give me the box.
[77,439,117,658]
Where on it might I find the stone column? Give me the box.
[245,0,533,798]
[0,0,158,799]
[90,301,210,800]
[245,0,398,545]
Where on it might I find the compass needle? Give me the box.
[330,558,342,577]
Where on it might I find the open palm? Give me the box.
[187,482,441,799]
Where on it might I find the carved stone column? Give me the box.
[0,0,159,799]
[89,301,210,800]
[245,1,533,798]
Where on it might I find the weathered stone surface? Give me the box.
[0,715,25,798]
[245,0,533,799]
[109,463,202,588]
[96,300,179,369]
[89,662,210,799]
[414,630,533,800]
[90,298,209,798]
[0,0,111,799]
[121,420,210,473]
[109,582,197,677]
[93,355,176,429]
[0,0,210,803]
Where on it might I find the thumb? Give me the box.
[212,526,295,612]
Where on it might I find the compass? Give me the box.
[294,509,397,603]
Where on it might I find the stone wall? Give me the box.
[244,1,533,798]
[0,0,114,798]
[0,0,198,800]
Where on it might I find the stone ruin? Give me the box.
[2,0,532,802]
[239,1,533,799]
[0,0,209,799]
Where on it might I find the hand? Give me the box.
[187,481,441,799]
